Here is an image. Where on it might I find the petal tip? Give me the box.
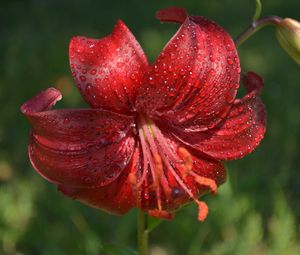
[242,71,264,94]
[156,7,188,24]
[20,88,62,115]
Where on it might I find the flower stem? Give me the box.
[137,209,149,255]
[235,15,282,47]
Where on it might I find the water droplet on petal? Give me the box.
[90,69,96,75]
[148,76,155,85]
[79,75,86,82]
[171,187,185,199]
[85,84,92,94]
[130,73,136,80]
[63,117,70,124]
[227,57,234,65]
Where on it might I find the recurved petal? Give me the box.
[136,7,240,131]
[156,7,188,23]
[69,20,149,114]
[173,91,266,161]
[21,88,136,188]
[58,147,140,215]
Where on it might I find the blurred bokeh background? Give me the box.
[0,0,299,254]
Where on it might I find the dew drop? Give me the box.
[171,187,185,199]
[226,43,233,51]
[130,73,136,80]
[148,76,155,85]
[227,57,234,65]
[79,75,86,82]
[90,69,97,75]
[63,117,70,124]
[85,84,92,94]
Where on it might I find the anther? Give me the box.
[129,172,137,187]
[154,154,163,180]
[178,147,193,177]
[129,172,142,208]
[148,209,174,220]
[197,201,209,222]
[194,175,217,195]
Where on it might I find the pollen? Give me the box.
[148,209,174,220]
[129,172,137,186]
[154,154,163,180]
[194,176,217,194]
[178,147,193,175]
[197,201,209,222]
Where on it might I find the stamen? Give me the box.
[148,209,174,220]
[154,154,163,182]
[129,172,137,186]
[160,174,172,198]
[151,124,179,162]
[197,201,209,222]
[137,115,164,212]
[129,172,142,208]
[191,173,217,195]
[136,114,214,222]
[178,147,193,176]
[158,144,211,222]
[136,117,157,188]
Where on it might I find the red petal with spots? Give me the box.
[69,20,149,114]
[58,147,140,215]
[21,88,136,187]
[173,91,266,160]
[136,8,240,131]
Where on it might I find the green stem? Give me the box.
[235,15,282,47]
[137,209,149,255]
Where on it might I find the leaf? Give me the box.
[253,0,262,21]
[101,243,137,255]
[148,216,163,232]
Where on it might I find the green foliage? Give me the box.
[0,0,300,254]
[148,217,163,233]
[101,244,137,255]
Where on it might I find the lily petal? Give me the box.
[136,8,240,131]
[21,88,136,187]
[173,91,266,160]
[69,20,149,114]
[58,147,140,215]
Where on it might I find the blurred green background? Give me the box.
[0,0,299,254]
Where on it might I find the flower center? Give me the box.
[129,114,218,221]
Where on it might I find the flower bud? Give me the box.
[276,18,300,65]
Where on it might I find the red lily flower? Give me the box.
[21,7,266,221]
